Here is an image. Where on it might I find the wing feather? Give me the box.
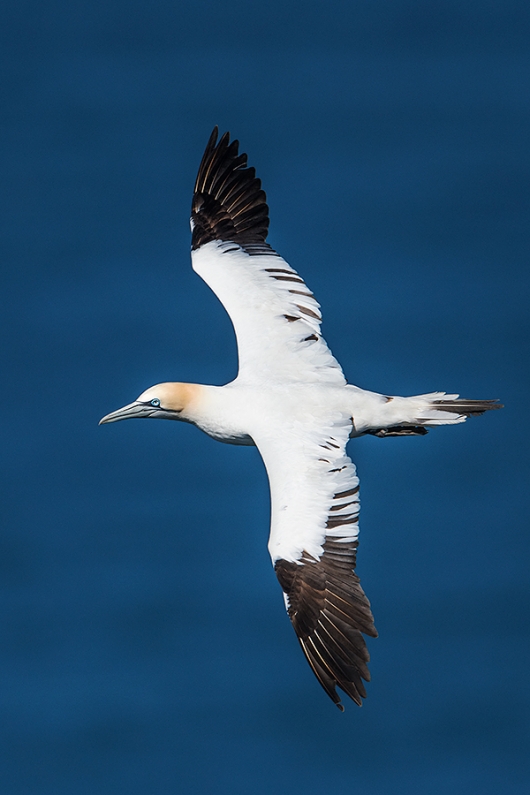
[255,416,377,710]
[190,129,345,385]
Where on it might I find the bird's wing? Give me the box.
[190,128,345,386]
[253,413,377,710]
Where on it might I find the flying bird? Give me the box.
[100,128,501,710]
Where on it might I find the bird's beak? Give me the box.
[99,401,157,425]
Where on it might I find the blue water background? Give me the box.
[1,2,529,793]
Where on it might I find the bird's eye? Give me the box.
[150,398,161,407]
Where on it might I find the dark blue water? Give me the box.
[1,2,529,793]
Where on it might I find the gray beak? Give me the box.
[99,401,157,425]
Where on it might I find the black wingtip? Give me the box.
[193,126,220,195]
[207,125,219,148]
[276,543,376,710]
[191,128,272,254]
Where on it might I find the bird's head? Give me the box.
[99,382,200,425]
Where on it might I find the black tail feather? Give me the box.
[431,399,503,417]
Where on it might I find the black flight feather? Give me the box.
[191,127,273,254]
[275,534,377,711]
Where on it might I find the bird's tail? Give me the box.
[413,392,503,426]
[365,392,503,437]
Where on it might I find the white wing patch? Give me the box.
[253,411,358,564]
[253,413,376,709]
[192,241,345,385]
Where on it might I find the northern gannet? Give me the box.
[100,128,501,710]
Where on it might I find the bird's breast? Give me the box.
[188,384,258,446]
[190,382,353,446]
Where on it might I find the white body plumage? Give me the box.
[100,128,501,709]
